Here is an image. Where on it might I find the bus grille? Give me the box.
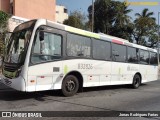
[3,63,19,72]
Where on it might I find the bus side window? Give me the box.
[139,50,149,65]
[150,52,158,65]
[93,39,111,60]
[112,43,126,62]
[128,47,139,63]
[67,33,91,58]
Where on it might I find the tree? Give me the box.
[0,11,10,56]
[112,1,133,41]
[146,25,159,47]
[63,11,87,29]
[88,0,115,34]
[88,0,133,40]
[111,23,134,42]
[133,8,156,45]
[114,2,132,27]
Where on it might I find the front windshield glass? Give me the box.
[4,21,35,64]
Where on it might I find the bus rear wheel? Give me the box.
[62,75,79,97]
[132,74,141,89]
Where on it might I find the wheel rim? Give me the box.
[66,80,76,92]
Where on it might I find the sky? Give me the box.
[56,0,160,23]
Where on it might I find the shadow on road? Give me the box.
[82,83,147,93]
[0,89,63,101]
[0,83,147,102]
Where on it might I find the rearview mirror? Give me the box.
[39,31,44,41]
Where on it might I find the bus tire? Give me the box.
[132,74,141,89]
[62,75,79,97]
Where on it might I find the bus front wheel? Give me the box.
[62,75,79,97]
[132,74,141,89]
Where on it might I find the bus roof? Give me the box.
[40,19,157,53]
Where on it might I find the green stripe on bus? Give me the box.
[65,26,100,39]
[64,65,68,74]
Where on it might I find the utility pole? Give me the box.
[158,12,160,64]
[91,0,94,32]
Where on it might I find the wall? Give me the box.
[13,0,56,21]
[0,0,10,13]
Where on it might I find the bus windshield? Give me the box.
[4,20,36,64]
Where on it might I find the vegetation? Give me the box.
[63,11,87,29]
[88,0,133,41]
[133,8,157,46]
[87,0,158,46]
[0,11,10,56]
[62,0,158,47]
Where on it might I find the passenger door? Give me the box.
[28,26,65,91]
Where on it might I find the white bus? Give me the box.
[1,19,158,96]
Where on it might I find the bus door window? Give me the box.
[31,30,62,64]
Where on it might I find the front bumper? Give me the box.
[0,74,26,91]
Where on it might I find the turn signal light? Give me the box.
[30,80,35,83]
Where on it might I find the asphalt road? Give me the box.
[0,80,160,120]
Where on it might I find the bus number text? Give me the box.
[78,63,93,70]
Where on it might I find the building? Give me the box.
[8,16,29,32]
[0,0,56,21]
[0,0,10,13]
[0,0,56,32]
[56,5,68,24]
[0,0,69,25]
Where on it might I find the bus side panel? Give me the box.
[111,62,140,85]
[111,62,130,85]
[99,61,111,86]
[63,59,100,87]
[27,61,63,92]
[144,65,158,82]
[63,59,111,87]
[139,65,150,83]
[125,64,139,84]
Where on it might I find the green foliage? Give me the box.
[63,11,87,29]
[133,8,157,45]
[0,11,10,32]
[88,0,133,40]
[87,0,158,46]
[88,0,114,34]
[145,25,159,47]
[0,11,10,56]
